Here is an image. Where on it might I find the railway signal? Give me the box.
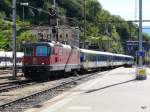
[48,7,57,26]
[48,7,57,18]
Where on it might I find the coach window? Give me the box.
[0,57,1,62]
[104,55,107,61]
[92,55,94,61]
[10,57,13,63]
[115,56,117,61]
[96,55,99,61]
[88,54,92,61]
[85,54,88,61]
[127,58,129,61]
[101,55,104,61]
[115,56,118,61]
[80,52,84,62]
[94,55,96,62]
[98,55,100,61]
[93,55,95,62]
[90,55,92,61]
[92,55,94,62]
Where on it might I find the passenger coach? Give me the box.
[80,49,134,70]
[80,49,114,70]
[0,51,23,68]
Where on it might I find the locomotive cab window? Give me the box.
[36,46,50,56]
[25,47,33,56]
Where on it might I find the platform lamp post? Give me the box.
[20,2,29,22]
[12,0,17,79]
[136,0,147,80]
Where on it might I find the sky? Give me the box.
[98,0,150,26]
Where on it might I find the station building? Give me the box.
[30,25,80,47]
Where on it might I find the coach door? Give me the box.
[107,55,112,67]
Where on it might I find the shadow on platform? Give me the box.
[85,79,135,94]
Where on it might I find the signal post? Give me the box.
[48,0,59,42]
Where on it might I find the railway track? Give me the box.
[0,69,23,80]
[0,79,35,93]
[0,70,110,112]
[0,69,22,74]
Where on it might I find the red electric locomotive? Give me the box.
[22,42,80,78]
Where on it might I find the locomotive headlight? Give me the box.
[41,63,45,65]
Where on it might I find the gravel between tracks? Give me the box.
[0,70,110,112]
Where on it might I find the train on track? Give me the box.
[0,51,24,69]
[22,42,134,79]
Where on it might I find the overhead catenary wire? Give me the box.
[16,2,49,14]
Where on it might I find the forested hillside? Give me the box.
[0,0,149,53]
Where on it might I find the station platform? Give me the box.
[26,67,150,112]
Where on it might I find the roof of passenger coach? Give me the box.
[17,52,24,57]
[112,53,134,59]
[5,52,12,57]
[5,52,24,58]
[125,55,134,59]
[80,49,114,56]
[0,51,5,57]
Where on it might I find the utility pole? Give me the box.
[139,0,143,67]
[136,0,147,80]
[84,0,86,48]
[12,0,17,79]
